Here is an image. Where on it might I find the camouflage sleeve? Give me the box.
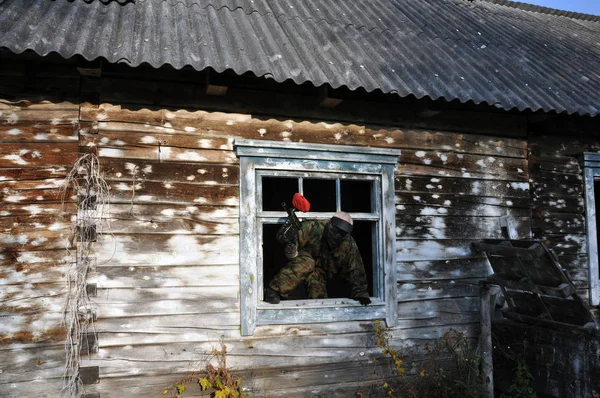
[342,241,369,299]
[297,220,315,249]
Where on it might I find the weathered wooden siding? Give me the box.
[8,64,600,398]
[529,134,600,302]
[0,62,80,395]
[64,84,528,396]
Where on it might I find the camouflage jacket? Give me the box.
[297,219,369,299]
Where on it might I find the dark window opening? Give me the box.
[303,179,336,212]
[262,221,374,302]
[262,177,298,211]
[341,180,373,212]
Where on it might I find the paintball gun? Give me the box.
[276,193,310,259]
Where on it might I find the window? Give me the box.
[235,139,400,335]
[583,153,600,306]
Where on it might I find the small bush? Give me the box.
[373,320,482,398]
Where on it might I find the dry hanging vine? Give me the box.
[59,148,111,397]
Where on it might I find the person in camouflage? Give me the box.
[265,211,371,306]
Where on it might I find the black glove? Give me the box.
[356,297,371,306]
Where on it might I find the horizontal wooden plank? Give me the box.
[397,278,482,302]
[0,102,78,122]
[395,296,480,329]
[104,217,238,235]
[397,258,492,281]
[395,176,530,198]
[90,265,240,288]
[396,215,531,240]
[0,166,71,181]
[0,251,70,285]
[0,313,65,344]
[94,234,239,266]
[0,249,71,267]
[0,230,72,251]
[532,196,584,214]
[83,124,233,149]
[0,142,78,168]
[108,203,238,220]
[396,239,488,261]
[532,180,582,198]
[93,297,240,318]
[101,158,239,185]
[106,180,238,206]
[528,155,581,175]
[531,167,583,183]
[531,213,585,235]
[80,362,388,398]
[1,216,73,235]
[81,104,527,157]
[92,312,240,336]
[530,138,600,157]
[0,202,76,216]
[0,123,78,143]
[396,194,530,217]
[398,149,527,181]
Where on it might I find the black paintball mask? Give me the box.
[326,216,353,248]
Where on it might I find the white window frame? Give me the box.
[583,152,600,306]
[235,139,400,336]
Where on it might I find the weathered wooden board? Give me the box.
[395,296,480,329]
[0,166,72,181]
[0,186,76,205]
[79,361,389,398]
[108,203,238,220]
[0,256,69,285]
[92,312,241,337]
[396,215,531,239]
[396,239,490,262]
[530,137,600,157]
[532,180,582,198]
[396,194,530,217]
[95,143,237,165]
[106,180,238,206]
[0,313,65,344]
[94,234,238,266]
[397,278,482,302]
[0,230,72,251]
[398,149,527,181]
[0,249,71,267]
[533,167,583,183]
[397,258,491,281]
[0,123,78,143]
[0,378,63,398]
[395,176,530,197]
[82,125,233,149]
[0,143,78,168]
[0,203,76,217]
[0,102,79,122]
[89,265,240,288]
[532,196,584,213]
[100,158,239,185]
[528,154,581,174]
[531,213,585,234]
[104,217,239,235]
[80,104,527,157]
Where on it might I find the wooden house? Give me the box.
[0,0,599,396]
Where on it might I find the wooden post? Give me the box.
[480,282,494,398]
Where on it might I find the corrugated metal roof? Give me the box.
[0,0,599,116]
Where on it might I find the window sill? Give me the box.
[256,298,386,325]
